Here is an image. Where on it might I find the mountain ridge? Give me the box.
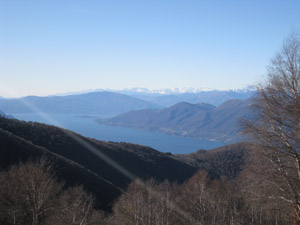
[45,86,255,97]
[98,99,253,143]
[0,91,162,116]
[116,87,256,106]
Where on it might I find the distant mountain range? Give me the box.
[98,99,253,142]
[0,92,162,116]
[0,88,255,117]
[53,86,255,96]
[123,88,255,107]
[52,87,256,107]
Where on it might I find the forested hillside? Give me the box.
[0,115,295,224]
[0,116,256,205]
[0,117,196,208]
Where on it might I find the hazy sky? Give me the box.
[1,0,300,97]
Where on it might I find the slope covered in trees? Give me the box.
[0,115,295,224]
[0,117,197,209]
[174,142,252,179]
[0,159,107,225]
[0,127,122,210]
[0,116,258,211]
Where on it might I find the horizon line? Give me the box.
[0,85,256,99]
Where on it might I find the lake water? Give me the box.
[11,113,225,154]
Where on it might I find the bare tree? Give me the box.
[244,32,300,221]
[0,158,62,225]
[110,179,178,225]
[0,158,106,225]
[55,186,105,225]
[179,170,244,225]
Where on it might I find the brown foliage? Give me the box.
[110,179,178,225]
[0,158,106,225]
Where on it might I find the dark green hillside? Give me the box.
[0,117,196,190]
[174,142,252,179]
[0,117,256,212]
[0,128,121,210]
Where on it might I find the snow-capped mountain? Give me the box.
[48,86,256,107]
[115,86,256,106]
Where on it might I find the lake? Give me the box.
[11,113,225,154]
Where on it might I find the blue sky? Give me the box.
[0,0,300,97]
